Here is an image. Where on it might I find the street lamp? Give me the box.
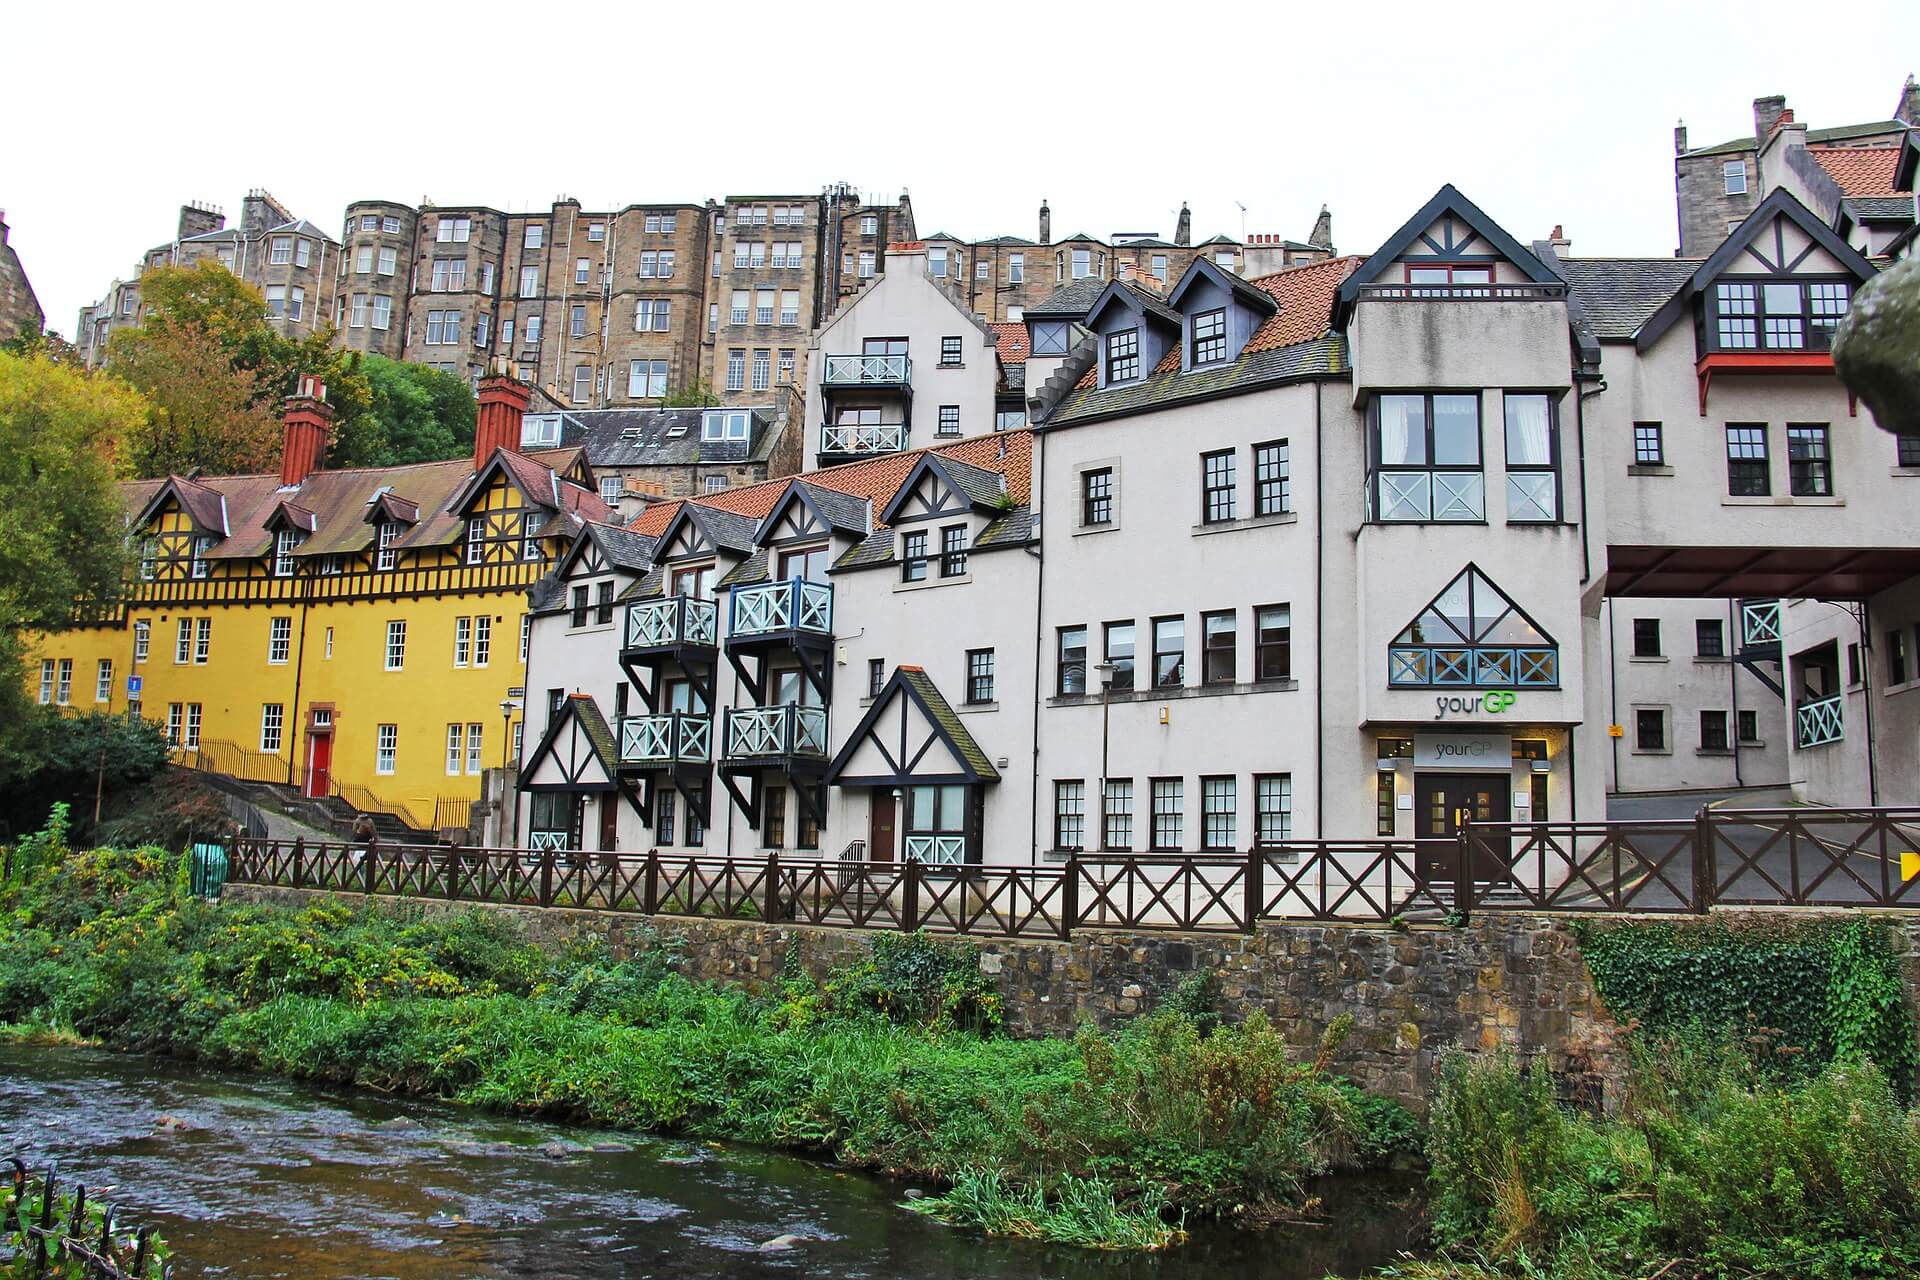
[499,697,520,846]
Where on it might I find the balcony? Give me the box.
[1352,282,1568,302]
[728,579,832,646]
[622,595,717,658]
[820,353,912,388]
[1739,600,1782,653]
[819,422,907,461]
[722,705,828,763]
[1795,694,1844,750]
[618,713,712,769]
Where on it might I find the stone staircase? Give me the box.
[198,775,420,845]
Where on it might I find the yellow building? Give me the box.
[24,372,613,831]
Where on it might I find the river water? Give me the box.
[1,1044,1423,1279]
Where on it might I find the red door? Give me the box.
[868,791,896,862]
[306,732,333,798]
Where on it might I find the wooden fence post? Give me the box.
[539,850,554,908]
[447,845,463,901]
[643,851,659,915]
[1244,846,1263,934]
[1062,855,1079,940]
[363,835,378,896]
[903,856,921,933]
[765,851,781,921]
[1691,808,1713,913]
[291,836,305,890]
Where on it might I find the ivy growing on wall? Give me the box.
[1575,917,1917,1102]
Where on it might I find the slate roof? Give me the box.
[590,522,656,571]
[1683,120,1907,157]
[899,668,998,780]
[975,506,1033,548]
[1025,277,1109,319]
[1811,145,1904,198]
[793,480,873,533]
[932,455,1008,507]
[715,547,770,590]
[1548,257,1701,340]
[1845,196,1916,220]
[551,406,778,468]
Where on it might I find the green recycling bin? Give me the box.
[190,842,229,900]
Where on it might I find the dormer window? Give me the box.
[377,521,401,571]
[272,528,300,578]
[1106,328,1140,383]
[521,414,562,447]
[901,530,929,583]
[1072,249,1093,279]
[191,535,214,580]
[521,514,543,562]
[1190,308,1227,366]
[1406,264,1492,296]
[702,410,750,442]
[465,516,485,564]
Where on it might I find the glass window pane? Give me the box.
[1504,395,1552,466]
[1377,396,1426,465]
[1762,282,1802,314]
[1431,395,1480,465]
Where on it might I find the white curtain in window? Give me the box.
[1505,395,1552,466]
[1378,396,1424,465]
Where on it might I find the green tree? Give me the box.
[659,379,719,408]
[0,352,141,766]
[0,708,170,835]
[329,355,475,468]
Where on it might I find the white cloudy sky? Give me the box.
[8,0,1917,335]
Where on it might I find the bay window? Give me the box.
[1502,393,1559,522]
[1371,392,1483,522]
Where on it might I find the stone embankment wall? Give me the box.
[225,885,1920,1109]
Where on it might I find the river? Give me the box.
[1,1044,1423,1279]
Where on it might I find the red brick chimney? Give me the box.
[474,364,530,470]
[280,375,332,488]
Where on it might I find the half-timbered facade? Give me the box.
[26,373,614,831]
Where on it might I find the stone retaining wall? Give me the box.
[225,884,1920,1109]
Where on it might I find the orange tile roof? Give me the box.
[989,322,1029,363]
[1244,255,1365,351]
[627,431,1034,538]
[1810,145,1902,198]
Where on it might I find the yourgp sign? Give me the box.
[1433,689,1515,719]
[1413,733,1512,770]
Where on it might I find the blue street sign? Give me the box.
[126,675,143,697]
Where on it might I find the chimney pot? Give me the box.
[279,377,333,488]
[1674,120,1689,155]
[1175,202,1192,247]
[1038,199,1051,245]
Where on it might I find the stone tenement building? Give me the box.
[75,191,340,365]
[73,187,1332,415]
[0,210,45,343]
[1673,74,1919,256]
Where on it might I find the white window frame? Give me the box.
[473,615,491,667]
[260,703,284,754]
[454,616,472,667]
[95,658,113,703]
[386,619,407,671]
[268,616,292,664]
[377,724,398,775]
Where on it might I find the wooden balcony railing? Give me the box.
[623,595,718,652]
[820,353,911,386]
[619,712,712,766]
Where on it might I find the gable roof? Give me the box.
[825,666,1000,785]
[878,452,1007,524]
[552,520,656,580]
[1546,255,1702,342]
[1337,184,1559,315]
[1637,186,1879,350]
[653,501,761,559]
[1084,279,1183,332]
[519,694,620,794]
[1025,277,1110,319]
[133,474,230,537]
[1245,256,1364,351]
[1165,255,1280,316]
[752,477,872,545]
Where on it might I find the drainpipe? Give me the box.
[1027,431,1047,865]
[1727,598,1743,788]
[1859,600,1880,806]
[1606,598,1621,790]
[287,581,311,790]
[1313,379,1325,837]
